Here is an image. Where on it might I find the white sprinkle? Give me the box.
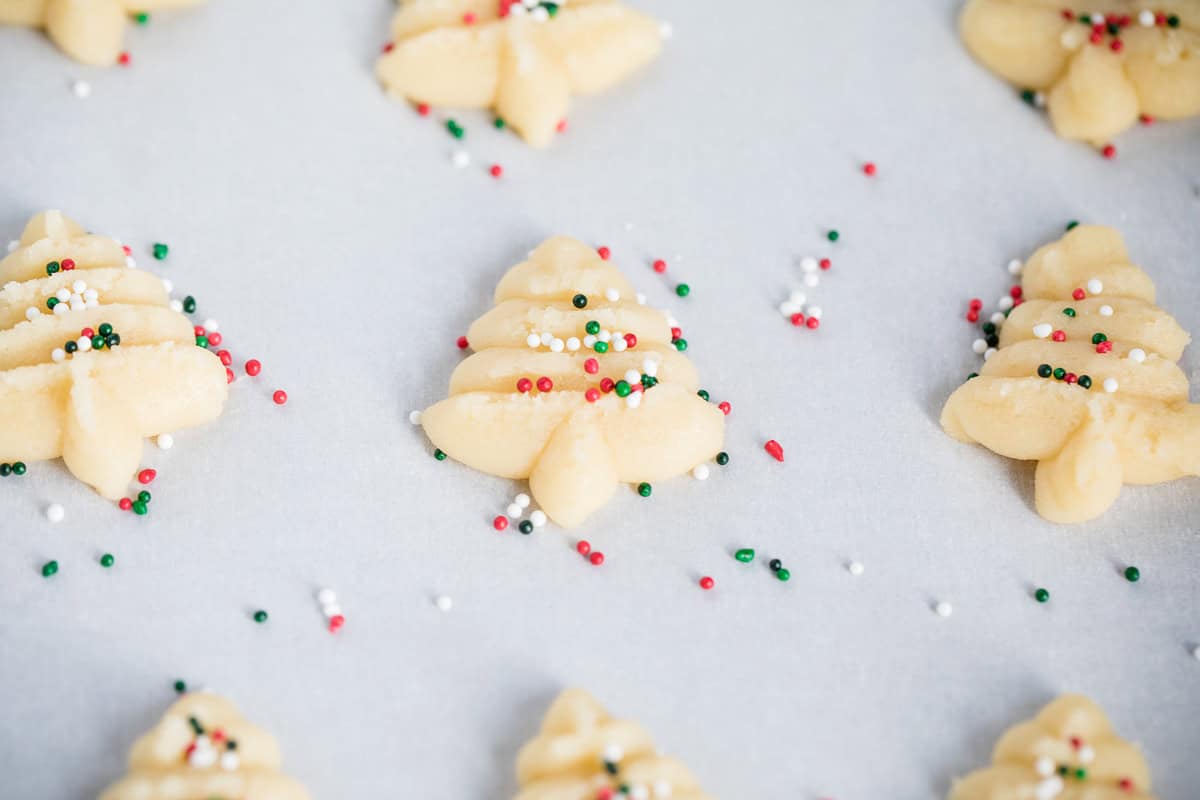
[188,744,217,768]
[1192,644,1200,661]
[1033,91,1046,108]
[408,410,422,425]
[1139,9,1156,26]
[55,288,72,302]
[317,588,337,605]
[1086,278,1103,295]
[1099,304,1113,317]
[629,788,649,800]
[972,338,988,354]
[659,21,673,39]
[162,279,173,293]
[847,561,864,576]
[624,369,641,384]
[1035,755,1056,777]
[77,336,92,352]
[530,4,548,21]
[549,338,565,353]
[169,299,183,313]
[125,256,136,269]
[605,288,620,302]
[1079,745,1095,764]
[6,240,18,253]
[1091,12,1104,24]
[1035,776,1065,800]
[642,359,658,377]
[652,779,673,798]
[525,333,541,348]
[635,292,646,305]
[70,296,86,312]
[45,503,65,523]
[983,347,997,361]
[807,306,823,320]
[505,503,522,519]
[1103,378,1119,393]
[156,433,174,450]
[990,312,1006,325]
[71,79,91,98]
[1007,258,1023,275]
[602,744,625,764]
[802,272,819,288]
[219,751,240,771]
[692,463,710,480]
[935,601,953,618]
[565,337,580,352]
[779,301,800,316]
[998,296,1014,311]
[25,307,39,321]
[1128,348,1146,363]
[71,279,86,294]
[529,509,546,527]
[583,334,597,347]
[799,256,819,273]
[597,330,610,344]
[202,318,219,332]
[51,348,66,363]
[451,150,471,169]
[540,331,553,346]
[1033,323,1053,339]
[664,313,679,328]
[625,392,642,409]
[52,302,69,316]
[321,602,342,618]
[435,595,454,611]
[611,337,627,352]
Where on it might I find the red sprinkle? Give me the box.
[1072,288,1086,301]
[584,358,599,374]
[416,102,430,116]
[1064,373,1078,385]
[122,245,132,256]
[217,349,232,366]
[806,316,820,329]
[61,258,75,271]
[1052,330,1067,342]
[600,377,615,393]
[596,246,611,260]
[272,390,288,405]
[1010,285,1023,299]
[1110,38,1123,52]
[536,376,553,392]
[1061,9,1074,19]
[194,325,207,337]
[1089,29,1103,44]
[764,439,784,462]
[456,336,469,350]
[382,42,394,53]
[226,367,235,384]
[670,326,682,340]
[790,312,806,327]
[862,162,877,176]
[718,401,731,415]
[328,614,345,633]
[118,498,133,511]
[585,388,600,403]
[1119,778,1134,791]
[516,378,533,393]
[493,515,509,531]
[623,333,637,348]
[1096,341,1113,354]
[1101,143,1117,159]
[1140,114,1154,125]
[81,327,94,338]
[969,298,983,311]
[138,469,156,485]
[652,259,667,273]
[819,258,831,271]
[462,11,476,23]
[1070,737,1083,750]
[699,576,715,590]
[966,310,980,323]
[244,359,262,376]
[589,552,605,566]
[489,164,503,178]
[555,118,568,133]
[117,51,131,66]
[576,540,591,556]
[206,332,223,347]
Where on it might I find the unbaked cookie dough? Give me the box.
[0,210,227,500]
[419,236,725,528]
[99,692,311,800]
[376,0,664,147]
[950,694,1156,799]
[515,688,712,800]
[960,1,1200,145]
[0,0,204,66]
[941,224,1197,523]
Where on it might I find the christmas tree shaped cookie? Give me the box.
[377,0,664,147]
[419,236,725,528]
[0,0,204,66]
[100,692,310,800]
[941,224,1198,523]
[960,1,1200,146]
[0,210,227,500]
[515,688,712,800]
[950,695,1156,799]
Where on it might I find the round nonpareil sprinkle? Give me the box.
[576,540,591,556]
[699,576,714,590]
[100,553,114,568]
[45,503,65,523]
[692,464,710,480]
[637,482,652,497]
[1124,566,1140,582]
[935,601,953,618]
[735,548,755,563]
[493,515,508,531]
[272,390,288,405]
[589,551,604,566]
[42,560,58,577]
[848,561,864,576]
[253,610,269,623]
[1035,588,1050,603]
[435,595,454,611]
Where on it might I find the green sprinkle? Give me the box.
[41,560,58,578]
[1091,332,1107,345]
[0,464,10,477]
[253,610,269,623]
[152,242,168,260]
[826,229,839,242]
[675,283,690,297]
[46,297,58,309]
[543,1,559,16]
[1066,220,1079,231]
[134,11,150,24]
[106,333,120,348]
[640,375,658,389]
[1077,375,1092,389]
[1124,566,1140,582]
[189,716,204,735]
[100,553,114,568]
[716,451,729,466]
[1037,364,1053,378]
[1078,13,1091,24]
[196,335,209,347]
[985,334,999,348]
[593,341,609,354]
[433,448,447,461]
[776,567,791,582]
[493,117,506,130]
[1053,367,1066,380]
[91,335,106,350]
[585,320,600,335]
[173,680,187,694]
[1075,768,1087,780]
[447,120,464,139]
[1035,587,1050,603]
[182,296,196,314]
[982,322,996,335]
[697,389,709,401]
[1020,88,1037,106]
[46,261,60,275]
[98,323,113,337]
[637,482,652,497]
[132,501,148,515]
[572,293,587,309]
[518,520,533,534]
[12,462,25,476]
[1063,307,1076,317]
[137,490,151,504]
[614,380,631,397]
[673,338,688,352]
[734,548,755,563]
[1167,14,1180,27]
[966,372,979,380]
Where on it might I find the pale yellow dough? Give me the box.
[960,0,1200,144]
[99,692,311,800]
[420,236,725,528]
[515,689,712,800]
[0,0,204,66]
[376,0,664,147]
[940,225,1198,523]
[0,210,227,499]
[950,695,1156,799]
